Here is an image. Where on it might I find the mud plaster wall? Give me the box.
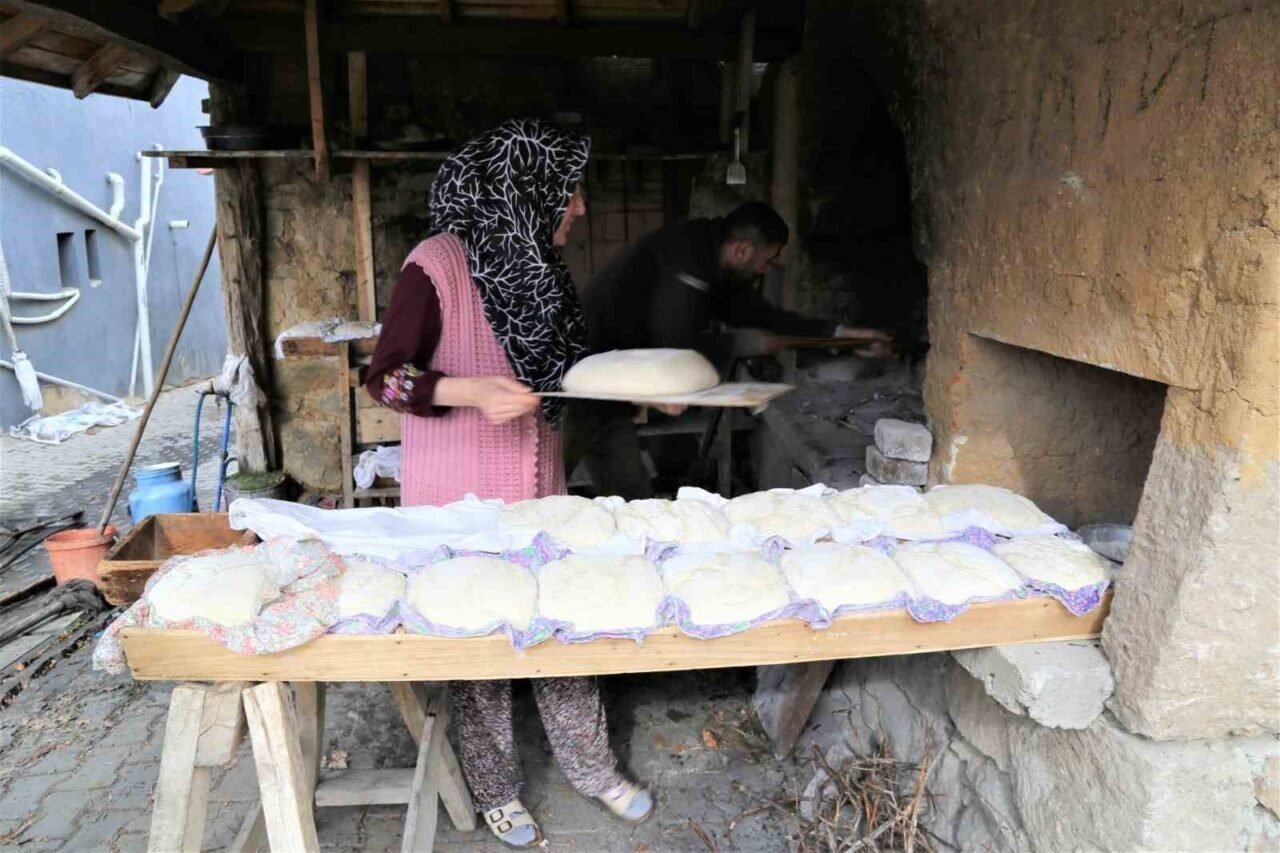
[856,0,1279,739]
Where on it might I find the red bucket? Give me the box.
[44,526,117,587]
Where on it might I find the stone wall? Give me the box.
[799,649,1280,852]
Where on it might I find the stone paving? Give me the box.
[0,386,806,852]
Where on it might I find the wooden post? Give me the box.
[402,711,443,853]
[293,682,326,795]
[735,9,756,153]
[303,0,329,182]
[771,59,800,312]
[348,51,376,322]
[338,342,355,508]
[211,83,276,474]
[242,682,320,852]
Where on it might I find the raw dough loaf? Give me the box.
[407,556,537,631]
[661,553,791,626]
[725,491,839,541]
[149,552,276,626]
[780,543,910,611]
[892,542,1024,605]
[924,485,1055,531]
[500,495,616,549]
[613,499,730,544]
[992,536,1113,589]
[562,349,719,397]
[830,485,945,538]
[337,559,406,619]
[537,555,665,633]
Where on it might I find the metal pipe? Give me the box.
[9,288,80,324]
[132,150,156,396]
[106,173,125,220]
[0,359,121,401]
[0,147,141,241]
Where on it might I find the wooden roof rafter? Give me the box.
[1,0,242,81]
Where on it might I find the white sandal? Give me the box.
[596,780,655,824]
[484,799,544,849]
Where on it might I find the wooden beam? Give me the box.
[754,660,835,758]
[1,0,239,81]
[211,83,277,474]
[148,684,213,852]
[770,58,799,311]
[348,51,376,323]
[70,41,131,98]
[119,594,1113,682]
[149,66,180,107]
[0,14,49,58]
[220,17,802,61]
[303,0,328,182]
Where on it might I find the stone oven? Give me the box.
[791,0,1279,849]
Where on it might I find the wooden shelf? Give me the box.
[118,593,1110,682]
[143,149,717,169]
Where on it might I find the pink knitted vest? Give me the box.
[399,234,565,507]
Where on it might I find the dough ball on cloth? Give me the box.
[500,495,616,549]
[892,542,1024,608]
[661,552,791,629]
[992,536,1113,589]
[923,485,1056,533]
[538,554,665,635]
[614,499,730,545]
[336,558,406,620]
[148,551,278,627]
[563,348,719,397]
[781,543,910,613]
[407,556,537,632]
[830,485,945,539]
[725,491,839,542]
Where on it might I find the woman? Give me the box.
[365,119,652,847]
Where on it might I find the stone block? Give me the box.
[1260,756,1280,818]
[945,662,1030,771]
[1103,405,1280,740]
[858,473,884,488]
[874,418,933,462]
[866,445,928,486]
[952,640,1113,730]
[1009,713,1255,851]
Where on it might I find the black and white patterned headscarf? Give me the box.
[429,118,591,423]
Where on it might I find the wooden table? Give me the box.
[124,594,1109,851]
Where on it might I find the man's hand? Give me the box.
[650,403,688,417]
[731,328,784,357]
[436,376,539,424]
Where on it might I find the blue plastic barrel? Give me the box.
[129,462,194,522]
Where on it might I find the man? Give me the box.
[570,201,888,498]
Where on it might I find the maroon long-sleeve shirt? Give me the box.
[364,264,450,417]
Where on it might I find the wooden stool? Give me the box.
[148,680,475,852]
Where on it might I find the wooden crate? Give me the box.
[98,513,257,606]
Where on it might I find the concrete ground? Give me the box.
[0,386,808,851]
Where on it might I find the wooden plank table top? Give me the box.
[120,593,1109,682]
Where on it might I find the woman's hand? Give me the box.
[435,376,539,424]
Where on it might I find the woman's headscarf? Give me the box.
[429,118,591,423]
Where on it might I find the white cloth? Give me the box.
[354,445,402,490]
[273,317,381,359]
[9,401,140,444]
